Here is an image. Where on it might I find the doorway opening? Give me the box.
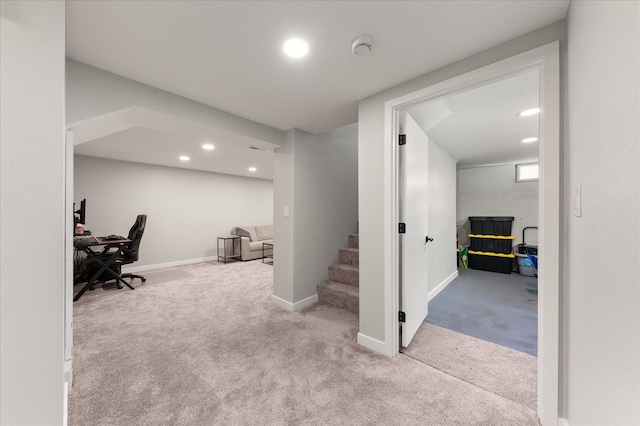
[385,42,560,424]
[406,68,540,356]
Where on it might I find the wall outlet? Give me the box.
[573,185,582,217]
[284,206,290,217]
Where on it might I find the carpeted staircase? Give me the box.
[316,234,359,313]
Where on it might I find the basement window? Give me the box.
[516,163,539,182]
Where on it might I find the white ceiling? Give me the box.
[66,0,568,177]
[409,69,540,168]
[75,126,275,180]
[71,106,278,179]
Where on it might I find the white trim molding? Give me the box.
[428,270,458,302]
[383,41,561,426]
[121,256,218,273]
[558,418,569,426]
[357,333,391,356]
[271,294,319,312]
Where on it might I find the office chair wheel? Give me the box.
[142,277,147,282]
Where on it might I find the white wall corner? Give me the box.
[357,332,393,357]
[428,270,459,302]
[293,294,318,311]
[271,294,318,312]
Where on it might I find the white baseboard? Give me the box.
[357,332,392,357]
[64,359,72,388]
[355,270,458,359]
[428,270,458,302]
[558,418,569,426]
[271,294,318,312]
[122,256,217,273]
[63,380,69,426]
[271,295,292,311]
[293,294,318,311]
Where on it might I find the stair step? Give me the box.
[338,248,359,266]
[349,234,359,249]
[317,281,359,314]
[328,262,359,287]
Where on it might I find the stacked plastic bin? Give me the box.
[515,226,538,276]
[467,216,515,274]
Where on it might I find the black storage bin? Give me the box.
[469,236,513,254]
[469,238,483,252]
[517,226,538,255]
[468,252,514,274]
[469,216,514,236]
[516,243,538,256]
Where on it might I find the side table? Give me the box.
[262,242,273,265]
[217,235,240,264]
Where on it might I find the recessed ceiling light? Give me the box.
[248,167,257,172]
[283,38,309,59]
[179,155,190,161]
[521,137,539,143]
[202,143,214,150]
[518,108,540,117]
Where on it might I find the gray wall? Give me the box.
[564,1,639,424]
[74,155,273,269]
[358,20,566,347]
[0,1,66,424]
[457,165,538,246]
[273,124,358,308]
[273,130,296,303]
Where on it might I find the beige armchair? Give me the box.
[231,225,273,261]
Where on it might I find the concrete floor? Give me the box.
[426,268,538,356]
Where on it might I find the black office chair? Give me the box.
[118,214,147,285]
[87,214,148,290]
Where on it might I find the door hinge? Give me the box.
[399,134,406,145]
[399,311,406,323]
[398,223,406,234]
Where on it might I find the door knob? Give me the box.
[426,236,434,243]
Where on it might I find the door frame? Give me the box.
[383,41,560,425]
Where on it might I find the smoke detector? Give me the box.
[351,35,374,56]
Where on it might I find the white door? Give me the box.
[65,130,74,361]
[400,114,430,347]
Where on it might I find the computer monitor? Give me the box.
[74,198,86,225]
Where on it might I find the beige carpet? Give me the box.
[402,323,537,410]
[69,261,539,425]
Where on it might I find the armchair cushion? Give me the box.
[249,241,266,251]
[255,225,273,241]
[230,226,273,260]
